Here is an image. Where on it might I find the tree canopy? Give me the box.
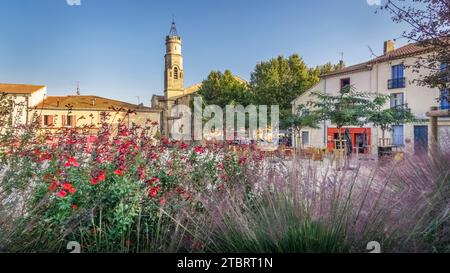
[196,70,250,108]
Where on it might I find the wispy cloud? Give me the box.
[366,0,381,6]
[66,0,81,6]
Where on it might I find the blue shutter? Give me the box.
[440,63,449,109]
[441,89,449,109]
[392,125,404,146]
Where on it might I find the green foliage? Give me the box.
[196,70,250,108]
[249,55,320,126]
[284,104,320,135]
[368,95,416,138]
[309,86,381,130]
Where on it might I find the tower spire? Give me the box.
[169,18,178,37]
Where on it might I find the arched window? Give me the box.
[173,67,179,80]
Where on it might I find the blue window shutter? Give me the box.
[441,89,449,109]
[392,125,404,146]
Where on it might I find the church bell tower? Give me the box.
[164,20,184,99]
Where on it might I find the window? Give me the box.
[340,78,350,91]
[392,125,404,146]
[390,93,404,108]
[63,115,75,127]
[389,64,405,89]
[173,67,179,80]
[392,64,404,79]
[301,131,310,146]
[43,115,53,126]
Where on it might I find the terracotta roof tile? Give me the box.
[34,95,160,112]
[322,42,430,78]
[0,83,46,94]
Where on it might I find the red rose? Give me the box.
[180,143,188,150]
[72,204,78,210]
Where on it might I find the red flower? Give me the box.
[72,204,78,210]
[114,169,124,176]
[64,157,80,168]
[180,142,188,150]
[149,186,160,199]
[147,177,159,185]
[194,146,205,154]
[138,166,145,180]
[49,182,58,192]
[57,190,68,198]
[98,170,107,181]
[68,187,77,195]
[91,177,100,185]
[158,197,166,206]
[62,183,73,191]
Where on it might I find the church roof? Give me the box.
[0,83,46,95]
[35,95,161,112]
[168,20,179,37]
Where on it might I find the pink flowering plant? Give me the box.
[0,96,448,253]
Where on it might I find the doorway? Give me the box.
[414,126,428,154]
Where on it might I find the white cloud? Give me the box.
[66,0,81,6]
[366,0,381,5]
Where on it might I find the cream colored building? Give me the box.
[0,83,47,126]
[0,83,161,135]
[292,40,450,155]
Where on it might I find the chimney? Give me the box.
[384,40,395,55]
[339,60,344,70]
[92,97,96,106]
[56,98,60,107]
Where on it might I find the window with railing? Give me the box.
[388,64,405,89]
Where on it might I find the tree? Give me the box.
[249,54,319,127]
[285,104,320,148]
[308,61,346,84]
[381,0,450,92]
[196,70,250,108]
[308,86,381,149]
[368,95,416,144]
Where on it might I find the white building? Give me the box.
[0,83,47,126]
[292,41,450,155]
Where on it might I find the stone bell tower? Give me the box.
[162,20,184,137]
[164,20,184,99]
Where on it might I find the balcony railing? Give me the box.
[388,77,406,89]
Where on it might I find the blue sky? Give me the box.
[0,0,410,105]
